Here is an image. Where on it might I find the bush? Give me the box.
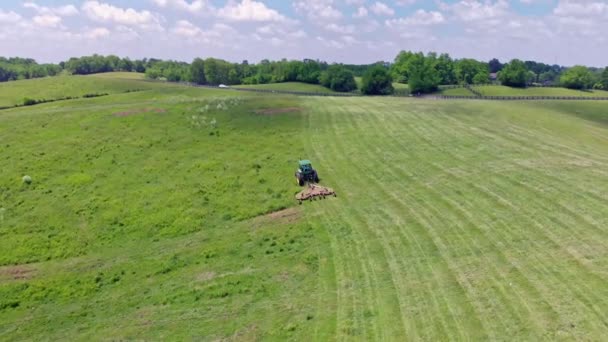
[361,65,394,95]
[23,98,38,106]
[499,59,528,87]
[82,93,109,98]
[319,65,357,92]
[22,175,32,184]
[560,66,593,90]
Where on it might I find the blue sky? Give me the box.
[0,1,606,66]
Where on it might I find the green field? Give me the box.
[439,87,477,96]
[440,85,608,97]
[1,74,608,340]
[232,82,337,94]
[0,72,171,108]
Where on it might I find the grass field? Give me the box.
[232,82,337,94]
[439,87,476,96]
[0,72,171,108]
[1,74,608,340]
[440,85,608,97]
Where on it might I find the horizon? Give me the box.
[0,1,607,67]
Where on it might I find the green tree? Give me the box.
[434,53,456,85]
[472,72,489,85]
[600,67,608,90]
[319,65,357,92]
[190,58,206,85]
[391,50,415,83]
[408,53,440,94]
[498,59,528,87]
[454,59,487,84]
[539,70,557,84]
[361,65,394,95]
[560,66,593,89]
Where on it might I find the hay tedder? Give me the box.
[295,160,336,204]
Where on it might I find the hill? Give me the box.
[1,74,608,340]
[0,72,176,108]
[440,85,608,97]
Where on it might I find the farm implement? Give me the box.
[295,160,337,204]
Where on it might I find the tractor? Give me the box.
[295,160,319,186]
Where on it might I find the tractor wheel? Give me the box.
[298,177,305,186]
[313,171,319,183]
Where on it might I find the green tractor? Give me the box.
[295,159,319,186]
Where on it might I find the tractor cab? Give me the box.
[298,160,313,174]
[295,159,319,186]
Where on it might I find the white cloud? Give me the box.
[396,0,417,5]
[85,27,110,39]
[153,0,213,13]
[353,7,368,18]
[32,14,62,28]
[345,0,365,5]
[294,0,342,20]
[0,10,22,23]
[316,36,344,49]
[370,2,395,16]
[23,2,79,16]
[386,9,445,26]
[82,1,163,29]
[325,23,355,34]
[553,0,608,17]
[172,19,203,37]
[217,0,289,22]
[441,0,509,22]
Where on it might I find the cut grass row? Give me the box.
[303,97,608,340]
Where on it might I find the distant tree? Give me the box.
[539,70,557,84]
[498,59,528,87]
[297,59,322,84]
[488,58,503,73]
[454,59,488,84]
[472,72,489,84]
[600,67,608,90]
[434,53,456,85]
[391,50,415,83]
[190,58,206,85]
[361,65,394,95]
[560,66,594,89]
[408,53,440,93]
[527,71,537,84]
[319,65,357,92]
[133,60,146,73]
[118,58,133,71]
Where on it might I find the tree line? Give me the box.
[0,57,62,82]
[1,53,607,95]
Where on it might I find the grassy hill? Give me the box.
[232,82,337,94]
[440,85,608,97]
[0,72,174,108]
[1,74,608,340]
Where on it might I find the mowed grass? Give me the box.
[2,74,608,340]
[303,97,608,340]
[473,85,608,97]
[0,72,174,107]
[232,82,337,94]
[439,87,476,96]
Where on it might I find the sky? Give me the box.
[0,0,606,66]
